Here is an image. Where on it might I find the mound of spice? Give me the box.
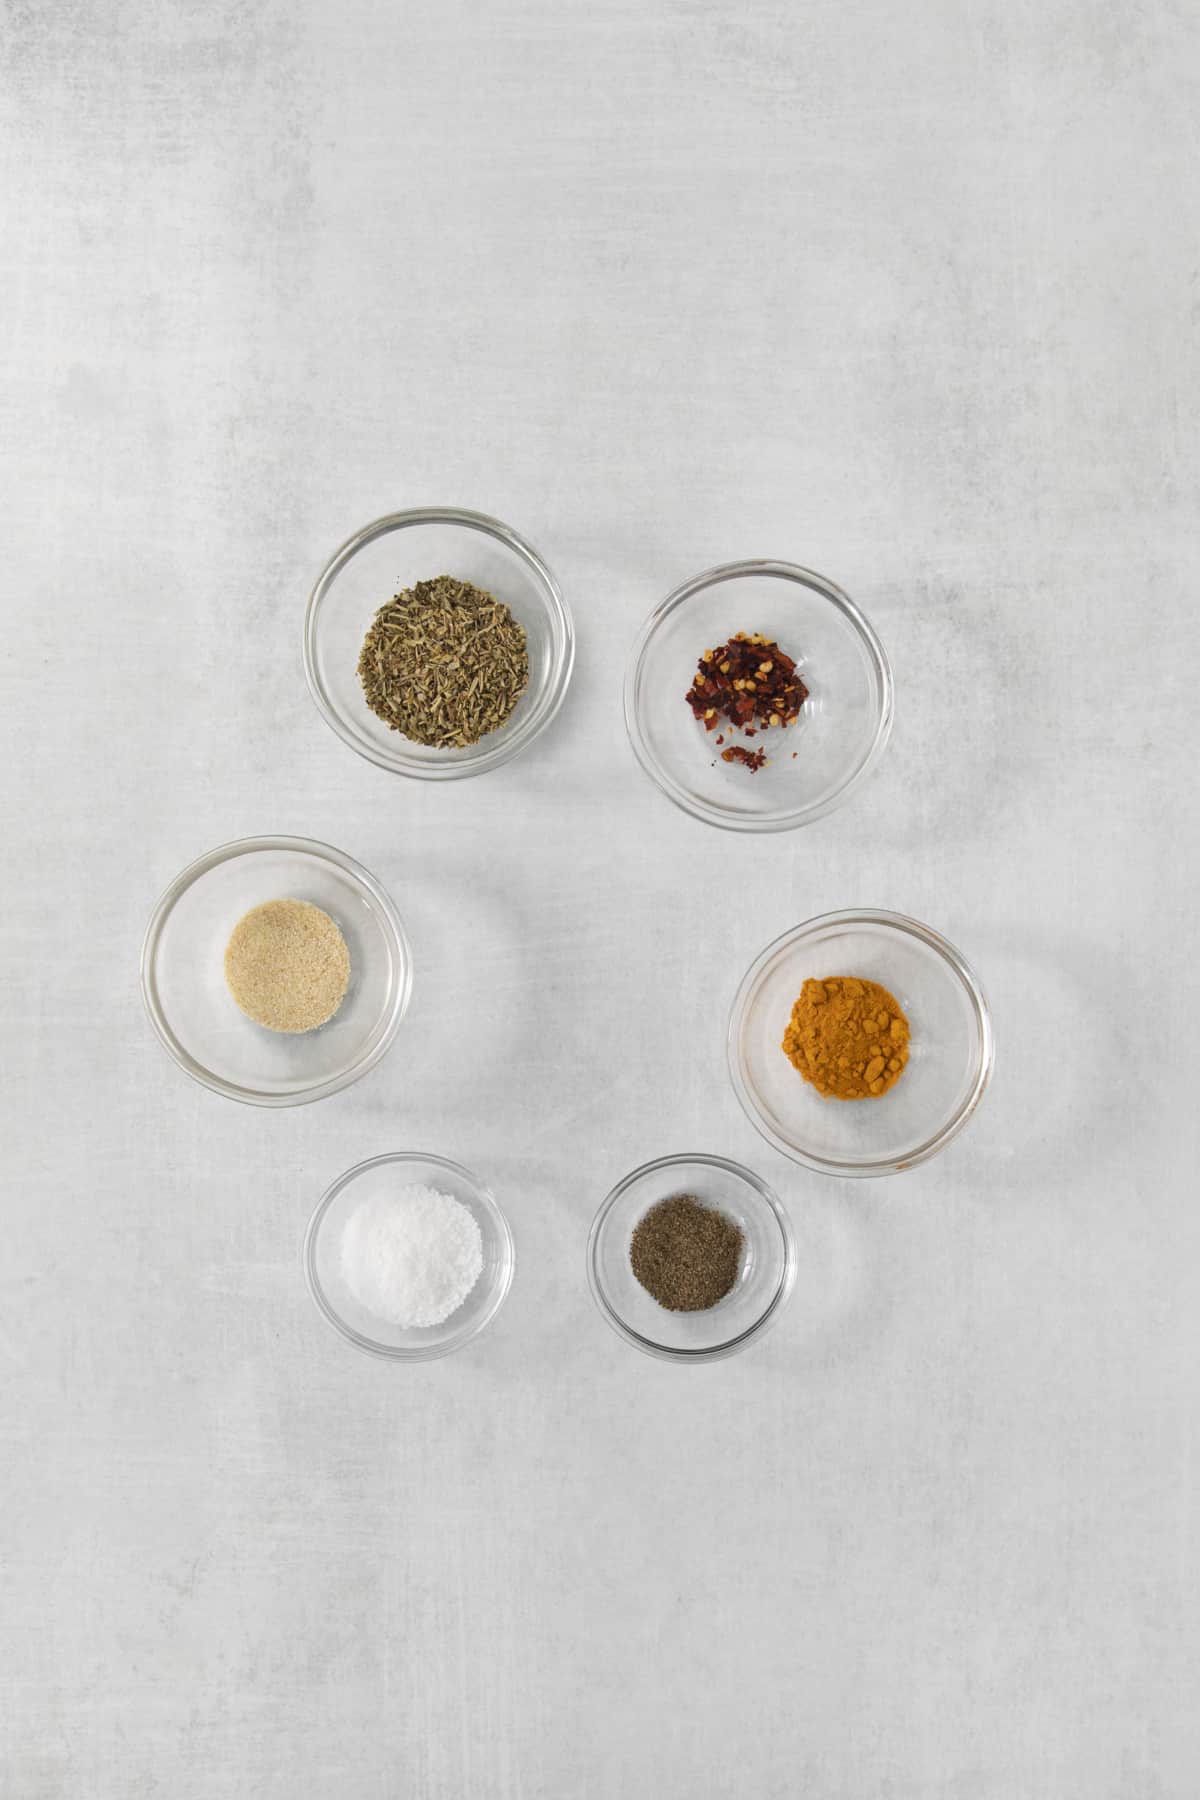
[358,574,528,748]
[224,899,350,1033]
[340,1184,483,1327]
[629,1194,744,1311]
[782,976,910,1099]
[685,631,808,772]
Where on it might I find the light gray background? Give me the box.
[3,2,1197,1795]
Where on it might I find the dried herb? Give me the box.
[686,631,808,771]
[629,1194,744,1312]
[358,575,528,748]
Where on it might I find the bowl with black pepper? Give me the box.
[728,909,994,1176]
[624,560,893,832]
[587,1153,796,1361]
[304,1152,515,1361]
[140,835,412,1106]
[304,507,574,779]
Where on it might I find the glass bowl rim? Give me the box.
[586,1150,797,1363]
[623,557,894,833]
[727,907,995,1177]
[139,833,413,1109]
[302,505,576,780]
[303,1150,516,1361]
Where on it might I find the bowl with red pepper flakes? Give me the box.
[624,560,893,832]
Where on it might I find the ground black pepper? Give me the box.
[629,1194,744,1311]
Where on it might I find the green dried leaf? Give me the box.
[357,575,529,749]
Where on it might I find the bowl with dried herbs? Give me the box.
[304,507,574,779]
[624,560,893,832]
[587,1153,796,1361]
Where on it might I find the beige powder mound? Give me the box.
[224,899,350,1033]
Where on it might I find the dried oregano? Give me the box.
[358,575,529,748]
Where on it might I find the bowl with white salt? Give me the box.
[304,1152,515,1360]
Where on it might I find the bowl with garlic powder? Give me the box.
[141,836,412,1106]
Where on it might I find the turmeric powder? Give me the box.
[782,976,910,1099]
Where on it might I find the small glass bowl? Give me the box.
[303,507,575,778]
[587,1153,796,1362]
[729,910,994,1176]
[625,560,892,832]
[140,836,411,1107]
[304,1152,515,1360]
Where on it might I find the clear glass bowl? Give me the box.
[140,836,411,1107]
[304,1152,515,1360]
[303,507,574,778]
[729,910,994,1176]
[625,560,892,832]
[587,1153,796,1362]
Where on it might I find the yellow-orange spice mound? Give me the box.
[782,976,910,1100]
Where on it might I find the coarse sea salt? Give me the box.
[339,1183,483,1328]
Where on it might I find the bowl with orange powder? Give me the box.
[728,910,993,1176]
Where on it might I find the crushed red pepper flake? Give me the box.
[686,631,808,772]
[722,743,767,772]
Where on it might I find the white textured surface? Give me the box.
[2,2,1198,1795]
